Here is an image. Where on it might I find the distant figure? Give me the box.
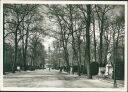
[60,66,63,72]
[49,67,50,71]
[17,66,21,72]
[70,66,73,74]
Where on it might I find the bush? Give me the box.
[112,61,124,80]
[90,62,99,75]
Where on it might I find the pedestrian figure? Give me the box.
[17,66,21,72]
[70,66,73,74]
[60,66,63,72]
[49,67,50,71]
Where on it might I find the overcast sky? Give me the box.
[43,36,55,51]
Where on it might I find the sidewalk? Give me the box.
[65,72,124,87]
[92,75,124,87]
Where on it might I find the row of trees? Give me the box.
[3,4,46,73]
[3,4,125,85]
[43,4,124,80]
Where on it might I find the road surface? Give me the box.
[3,69,122,88]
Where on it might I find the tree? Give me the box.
[29,34,46,70]
[3,4,44,72]
[85,5,92,79]
[95,5,114,66]
[112,13,124,88]
[92,9,97,63]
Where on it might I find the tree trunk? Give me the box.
[12,28,18,73]
[63,46,70,72]
[23,28,29,71]
[93,16,97,62]
[83,37,86,74]
[113,27,120,88]
[3,13,5,74]
[99,17,104,66]
[12,13,20,73]
[78,36,81,76]
[86,5,92,79]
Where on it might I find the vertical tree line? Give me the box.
[3,4,46,73]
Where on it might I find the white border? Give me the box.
[0,0,3,91]
[0,1,127,91]
[124,1,128,91]
[1,0,127,5]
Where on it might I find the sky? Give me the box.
[43,36,55,51]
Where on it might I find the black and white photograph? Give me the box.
[0,0,127,91]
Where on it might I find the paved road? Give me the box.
[3,69,122,88]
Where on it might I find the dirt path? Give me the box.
[3,69,123,88]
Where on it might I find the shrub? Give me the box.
[112,61,124,80]
[90,62,99,75]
